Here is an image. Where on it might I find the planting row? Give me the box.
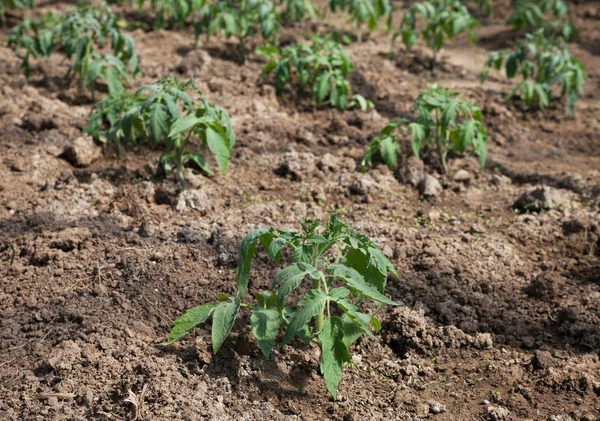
[3,1,588,183]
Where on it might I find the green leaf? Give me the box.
[315,71,331,104]
[104,66,123,97]
[267,237,287,262]
[206,126,231,176]
[459,120,475,152]
[251,307,281,358]
[164,303,217,344]
[379,136,398,169]
[319,316,350,398]
[341,313,363,347]
[147,103,170,145]
[211,299,240,354]
[274,263,317,310]
[328,264,397,306]
[187,152,215,176]
[281,289,327,347]
[409,123,425,159]
[168,115,200,138]
[235,228,271,299]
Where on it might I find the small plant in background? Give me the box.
[105,0,203,29]
[507,0,576,41]
[6,2,139,98]
[278,0,319,23]
[1,0,35,22]
[470,0,492,16]
[87,76,235,183]
[392,0,479,70]
[165,214,399,398]
[362,84,487,173]
[361,119,408,170]
[326,0,391,41]
[257,34,371,111]
[195,0,279,62]
[481,28,587,115]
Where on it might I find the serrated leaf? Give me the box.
[267,237,287,262]
[274,263,317,310]
[329,264,397,306]
[147,103,170,145]
[319,316,350,398]
[211,299,240,354]
[168,115,200,138]
[164,303,217,344]
[281,289,327,347]
[251,307,281,358]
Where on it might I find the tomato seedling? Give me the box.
[194,0,279,63]
[392,0,478,70]
[7,2,139,98]
[362,84,487,173]
[507,0,576,41]
[87,76,235,184]
[326,0,391,41]
[166,214,399,398]
[481,28,587,115]
[257,34,371,111]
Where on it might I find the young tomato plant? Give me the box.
[363,84,487,173]
[87,76,235,183]
[481,29,587,115]
[165,214,399,398]
[507,0,576,41]
[195,0,279,63]
[7,2,139,98]
[257,34,371,111]
[326,0,391,41]
[393,0,478,70]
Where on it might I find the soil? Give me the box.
[1,1,600,420]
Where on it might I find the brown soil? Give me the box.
[1,1,600,420]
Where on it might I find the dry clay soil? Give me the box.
[1,1,600,420]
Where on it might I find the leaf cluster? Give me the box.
[166,214,399,397]
[278,0,319,23]
[257,34,371,111]
[86,76,235,183]
[327,0,391,35]
[195,0,279,61]
[363,84,486,173]
[507,0,576,41]
[481,29,588,115]
[393,0,478,67]
[6,2,139,98]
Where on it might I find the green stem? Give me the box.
[434,110,447,174]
